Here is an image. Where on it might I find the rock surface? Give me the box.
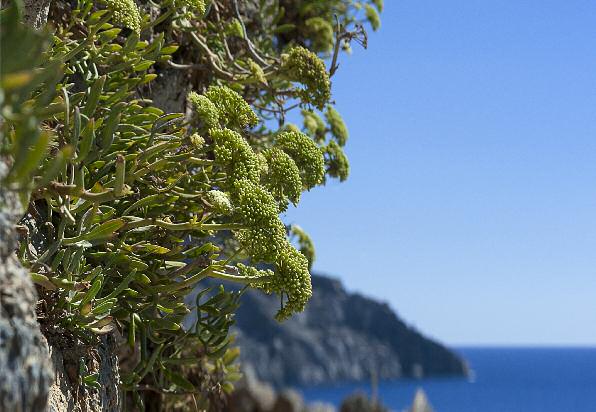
[224,274,468,386]
[0,159,54,411]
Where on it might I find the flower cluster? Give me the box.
[267,246,312,321]
[188,91,220,128]
[281,46,331,110]
[274,130,325,189]
[106,0,141,33]
[190,133,205,150]
[210,128,261,186]
[372,0,384,13]
[205,190,233,215]
[365,4,381,31]
[324,140,350,182]
[305,17,334,53]
[204,86,258,129]
[301,109,326,142]
[237,263,274,282]
[248,59,267,85]
[232,179,287,262]
[261,147,302,211]
[175,0,206,14]
[186,88,326,320]
[326,105,349,146]
[290,224,315,269]
[226,18,244,38]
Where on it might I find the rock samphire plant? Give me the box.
[1,0,382,409]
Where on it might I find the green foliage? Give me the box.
[1,0,382,408]
[0,4,61,207]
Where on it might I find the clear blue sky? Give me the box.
[284,0,596,346]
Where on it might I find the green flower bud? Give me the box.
[248,59,267,85]
[284,123,301,133]
[226,18,244,38]
[304,17,334,53]
[205,190,233,215]
[290,224,315,269]
[188,91,220,129]
[232,179,279,227]
[301,109,326,142]
[324,140,349,182]
[210,128,261,186]
[106,0,141,33]
[270,244,312,321]
[190,133,205,150]
[237,263,274,280]
[325,105,348,146]
[275,130,325,190]
[175,0,206,14]
[280,46,331,110]
[365,4,381,31]
[235,224,288,263]
[261,147,302,211]
[231,179,287,263]
[205,86,258,130]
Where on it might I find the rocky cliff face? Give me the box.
[0,159,53,412]
[228,275,468,387]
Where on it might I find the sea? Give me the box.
[299,347,596,412]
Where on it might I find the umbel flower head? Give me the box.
[175,0,206,14]
[204,86,258,130]
[189,133,205,150]
[188,91,220,128]
[324,140,350,182]
[304,17,334,53]
[105,0,141,33]
[290,224,315,269]
[372,0,384,12]
[261,147,302,211]
[274,130,325,190]
[267,245,313,321]
[281,46,331,110]
[205,190,233,215]
[301,109,326,142]
[248,59,267,85]
[237,263,274,281]
[210,128,261,186]
[232,179,287,262]
[226,18,244,38]
[325,105,349,146]
[365,4,381,31]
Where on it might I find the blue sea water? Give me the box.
[299,347,596,412]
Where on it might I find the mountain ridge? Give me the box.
[226,273,468,386]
